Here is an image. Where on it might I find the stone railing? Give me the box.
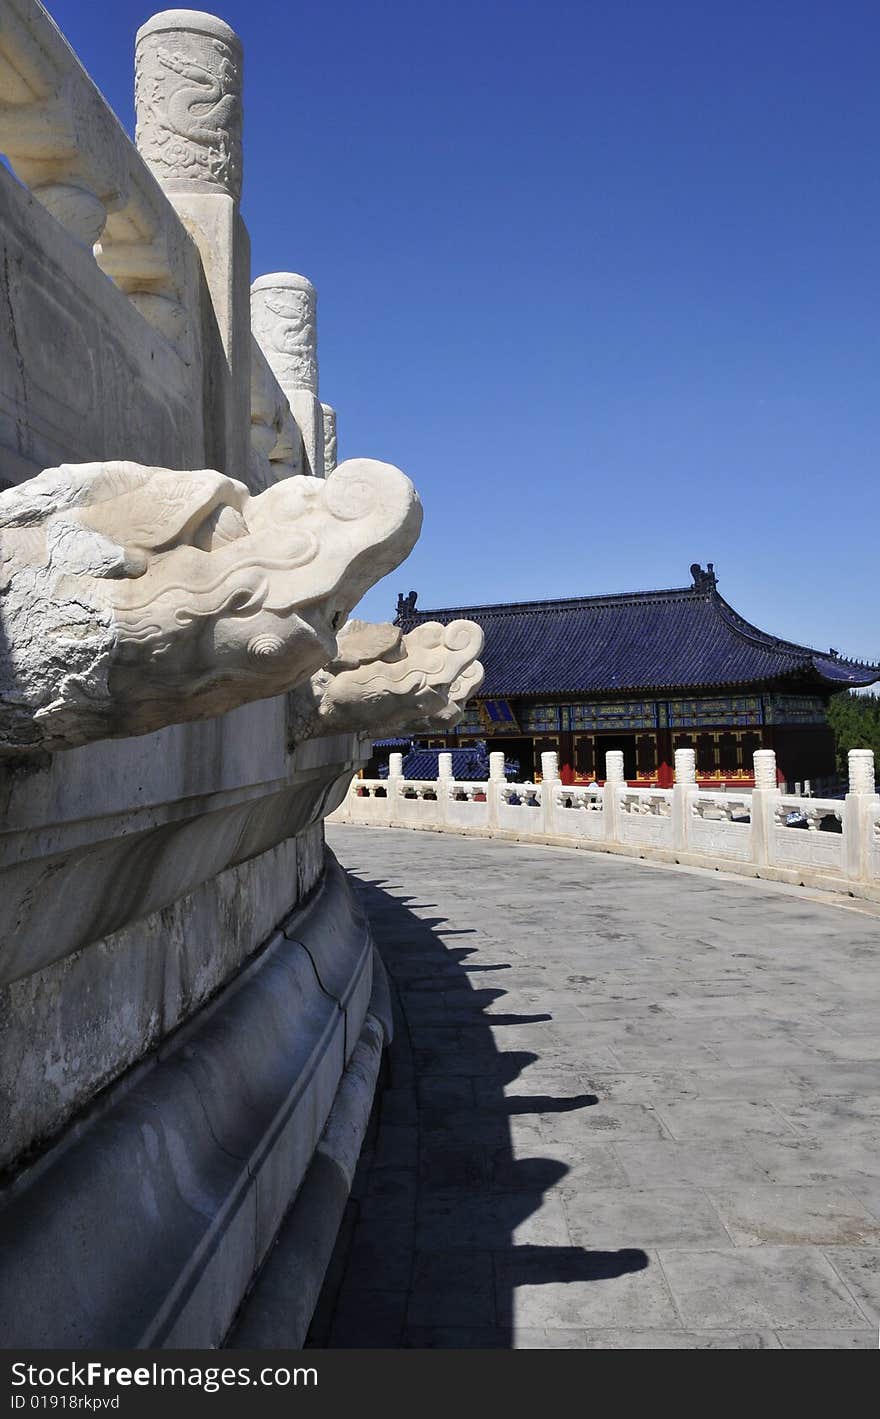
[0,0,304,492]
[0,0,206,482]
[332,746,880,903]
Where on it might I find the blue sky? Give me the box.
[51,0,879,669]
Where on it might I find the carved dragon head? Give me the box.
[0,458,422,752]
[289,618,485,740]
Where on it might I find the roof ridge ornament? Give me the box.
[395,589,418,622]
[690,562,717,592]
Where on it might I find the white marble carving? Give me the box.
[322,404,338,475]
[251,273,318,396]
[250,337,302,487]
[753,748,777,790]
[414,659,485,731]
[674,747,696,784]
[0,457,422,753]
[848,748,877,795]
[135,10,243,200]
[289,618,484,739]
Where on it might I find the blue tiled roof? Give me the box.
[379,747,493,781]
[396,575,878,697]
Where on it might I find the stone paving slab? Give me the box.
[316,827,880,1349]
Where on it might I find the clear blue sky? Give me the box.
[50,0,879,669]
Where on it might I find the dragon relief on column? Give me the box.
[135,37,242,192]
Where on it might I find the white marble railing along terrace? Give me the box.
[0,0,194,343]
[0,0,299,489]
[330,746,880,903]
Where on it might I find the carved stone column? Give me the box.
[845,748,878,882]
[603,748,625,844]
[135,10,249,479]
[604,749,625,785]
[672,747,696,853]
[135,11,242,198]
[674,748,696,784]
[251,273,324,478]
[322,403,338,476]
[540,751,559,782]
[751,748,778,868]
[848,748,876,796]
[753,749,777,791]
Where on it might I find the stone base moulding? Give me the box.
[0,847,387,1349]
[228,1002,388,1348]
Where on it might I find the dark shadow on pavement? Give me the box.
[309,872,648,1349]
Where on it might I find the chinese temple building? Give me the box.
[394,565,878,787]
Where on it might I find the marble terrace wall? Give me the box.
[0,2,440,1347]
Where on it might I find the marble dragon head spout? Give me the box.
[289,617,485,741]
[0,458,422,753]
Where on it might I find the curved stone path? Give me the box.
[313,826,880,1349]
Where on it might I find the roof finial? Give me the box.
[395,590,418,623]
[690,562,717,592]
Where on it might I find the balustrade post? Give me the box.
[436,752,453,831]
[603,749,624,844]
[751,748,777,868]
[386,752,403,823]
[540,751,559,834]
[488,751,505,830]
[135,10,249,478]
[672,748,695,854]
[844,748,877,882]
[251,273,324,478]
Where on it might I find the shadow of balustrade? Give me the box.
[309,873,649,1349]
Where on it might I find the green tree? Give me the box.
[826,691,880,773]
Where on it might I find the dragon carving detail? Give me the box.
[136,34,242,195]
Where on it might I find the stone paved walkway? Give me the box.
[317,825,880,1349]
